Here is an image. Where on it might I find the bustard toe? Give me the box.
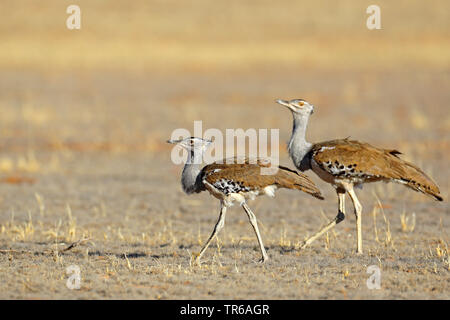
[193,252,203,265]
[297,240,309,250]
[257,255,269,264]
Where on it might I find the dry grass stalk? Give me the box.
[400,210,416,233]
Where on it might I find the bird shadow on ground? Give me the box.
[87,251,148,259]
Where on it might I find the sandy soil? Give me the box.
[0,70,448,299]
[0,0,449,300]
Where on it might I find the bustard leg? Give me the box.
[242,203,269,263]
[300,190,346,250]
[196,202,227,263]
[347,187,363,254]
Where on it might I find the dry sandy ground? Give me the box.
[0,70,448,299]
[0,0,448,300]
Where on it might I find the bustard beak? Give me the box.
[167,138,213,149]
[275,99,295,111]
[275,99,289,107]
[166,139,182,144]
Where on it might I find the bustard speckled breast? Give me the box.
[167,137,323,263]
[276,98,443,254]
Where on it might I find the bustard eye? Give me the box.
[298,101,304,106]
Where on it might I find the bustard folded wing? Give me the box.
[200,158,324,199]
[310,139,442,201]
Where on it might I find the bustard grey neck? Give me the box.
[181,149,204,194]
[288,114,313,171]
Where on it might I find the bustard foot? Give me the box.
[297,241,309,250]
[256,255,269,264]
[192,252,203,266]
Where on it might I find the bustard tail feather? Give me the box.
[276,166,324,200]
[390,158,443,201]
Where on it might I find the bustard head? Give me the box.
[275,99,314,116]
[167,136,213,153]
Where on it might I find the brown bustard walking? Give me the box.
[167,137,323,263]
[276,98,443,254]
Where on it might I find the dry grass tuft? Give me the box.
[400,210,416,233]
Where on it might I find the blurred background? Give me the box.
[0,0,448,299]
[0,0,449,217]
[0,0,448,153]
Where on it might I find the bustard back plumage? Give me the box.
[168,137,323,263]
[309,139,442,201]
[276,98,443,254]
[201,160,324,203]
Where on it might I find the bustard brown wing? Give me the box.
[310,139,443,201]
[200,158,324,199]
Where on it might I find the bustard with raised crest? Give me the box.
[167,137,323,263]
[276,98,443,254]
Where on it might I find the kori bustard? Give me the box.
[167,137,323,263]
[276,98,443,254]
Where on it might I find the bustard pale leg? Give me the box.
[196,202,227,263]
[242,203,269,262]
[347,186,363,254]
[300,190,346,250]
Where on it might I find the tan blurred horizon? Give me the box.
[0,0,449,73]
[0,1,449,300]
[0,0,448,157]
